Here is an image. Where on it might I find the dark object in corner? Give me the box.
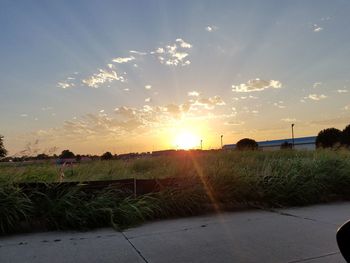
[337,220,350,262]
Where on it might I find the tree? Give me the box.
[101,151,113,160]
[281,141,293,150]
[59,149,75,159]
[236,138,258,151]
[341,124,350,147]
[0,135,7,158]
[316,128,342,148]
[35,153,49,160]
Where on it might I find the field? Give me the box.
[1,149,350,234]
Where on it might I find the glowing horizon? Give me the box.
[1,1,350,156]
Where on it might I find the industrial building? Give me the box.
[223,136,317,151]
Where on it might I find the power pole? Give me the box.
[200,139,203,150]
[221,135,223,149]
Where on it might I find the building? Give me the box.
[223,136,317,151]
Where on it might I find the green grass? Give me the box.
[1,149,350,234]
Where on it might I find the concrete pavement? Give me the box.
[1,202,349,263]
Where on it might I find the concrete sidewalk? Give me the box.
[1,202,349,263]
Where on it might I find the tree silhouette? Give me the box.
[236,138,258,150]
[59,150,75,159]
[341,124,350,147]
[316,128,342,148]
[0,135,7,158]
[101,151,113,160]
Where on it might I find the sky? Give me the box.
[1,0,350,156]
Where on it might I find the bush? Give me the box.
[316,128,342,148]
[236,138,258,151]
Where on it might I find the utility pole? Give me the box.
[291,124,295,149]
[221,135,223,149]
[200,139,203,150]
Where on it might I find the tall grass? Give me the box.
[1,149,350,234]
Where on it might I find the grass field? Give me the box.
[1,149,350,234]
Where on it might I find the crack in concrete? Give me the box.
[261,208,339,226]
[0,233,119,248]
[121,231,149,263]
[287,251,340,262]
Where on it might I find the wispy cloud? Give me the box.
[337,89,348,93]
[273,101,286,109]
[112,56,135,63]
[57,82,75,89]
[145,85,152,90]
[152,38,192,66]
[188,91,200,97]
[129,50,147,56]
[232,79,282,92]
[82,68,125,88]
[313,82,322,88]
[312,24,323,32]
[307,94,327,101]
[205,25,218,32]
[281,118,296,122]
[224,120,244,126]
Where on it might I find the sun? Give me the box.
[174,132,200,150]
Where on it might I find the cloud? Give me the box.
[145,85,152,90]
[313,82,322,88]
[344,105,350,110]
[129,50,147,56]
[205,25,218,32]
[145,98,151,102]
[175,38,192,48]
[153,39,192,67]
[82,68,125,88]
[337,89,348,93]
[188,91,200,97]
[41,106,53,111]
[312,24,323,32]
[192,96,226,110]
[112,56,135,63]
[307,94,327,101]
[57,82,75,89]
[273,101,286,109]
[232,79,282,92]
[281,118,296,122]
[20,114,28,117]
[224,120,244,126]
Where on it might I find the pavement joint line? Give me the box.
[121,231,150,263]
[286,251,340,263]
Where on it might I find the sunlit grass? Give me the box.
[1,149,350,234]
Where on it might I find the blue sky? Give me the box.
[1,0,350,155]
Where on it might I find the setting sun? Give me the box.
[173,132,200,150]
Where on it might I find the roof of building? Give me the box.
[223,136,316,149]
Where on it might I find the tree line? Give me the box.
[0,124,349,159]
